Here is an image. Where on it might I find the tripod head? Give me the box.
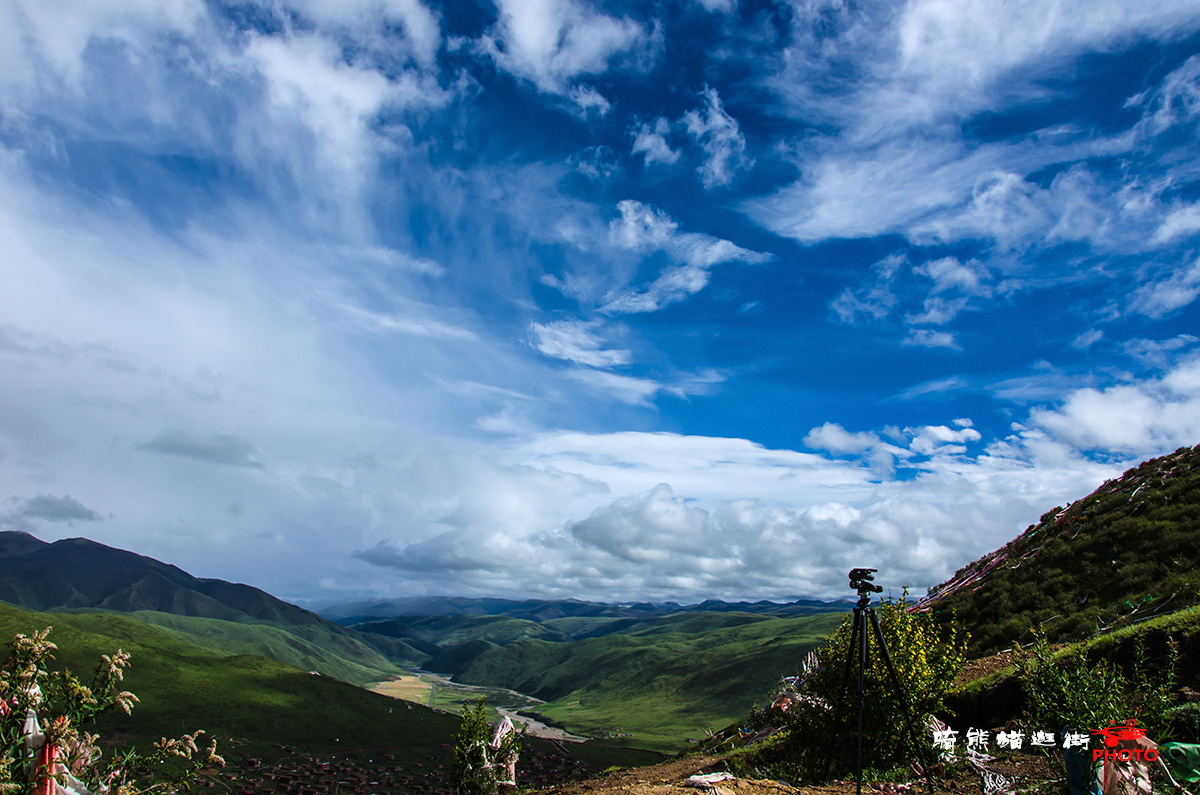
[848,567,882,607]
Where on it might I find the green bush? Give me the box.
[0,627,222,794]
[763,596,967,781]
[451,697,522,795]
[1014,629,1177,741]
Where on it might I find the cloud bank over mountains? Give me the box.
[2,0,1200,602]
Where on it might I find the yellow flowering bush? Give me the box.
[770,595,967,780]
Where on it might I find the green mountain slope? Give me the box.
[0,532,423,682]
[103,610,427,685]
[354,613,574,649]
[0,601,460,753]
[453,611,847,750]
[920,444,1200,656]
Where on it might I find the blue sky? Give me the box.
[3,0,1200,603]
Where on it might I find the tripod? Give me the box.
[822,569,936,795]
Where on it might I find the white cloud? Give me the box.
[1136,54,1200,137]
[564,367,725,406]
[804,422,880,454]
[832,253,903,323]
[906,296,969,326]
[1129,259,1200,318]
[566,369,665,406]
[695,0,737,12]
[913,257,991,296]
[896,0,1200,93]
[750,1,1200,259]
[1124,335,1199,369]
[285,0,442,67]
[600,200,771,313]
[1152,204,1200,244]
[354,421,1129,600]
[904,329,960,349]
[479,0,652,109]
[1072,328,1104,350]
[682,86,752,189]
[632,118,681,166]
[906,423,981,455]
[1029,357,1200,455]
[529,320,631,368]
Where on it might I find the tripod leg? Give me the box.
[867,609,937,795]
[822,607,862,782]
[856,608,869,795]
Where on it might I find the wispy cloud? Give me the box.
[599,200,771,313]
[529,320,631,367]
[682,86,752,189]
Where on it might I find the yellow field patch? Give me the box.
[369,674,432,705]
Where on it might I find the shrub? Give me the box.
[451,697,522,795]
[0,627,223,794]
[765,595,967,781]
[1013,629,1177,741]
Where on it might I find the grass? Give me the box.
[0,602,461,763]
[456,611,848,752]
[46,606,427,685]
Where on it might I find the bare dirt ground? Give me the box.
[535,746,1064,795]
[954,650,1018,686]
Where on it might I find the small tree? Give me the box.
[0,627,223,794]
[451,697,522,795]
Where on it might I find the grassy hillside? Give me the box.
[0,532,431,684]
[920,444,1200,655]
[454,611,847,750]
[355,613,574,649]
[92,609,428,685]
[0,602,461,755]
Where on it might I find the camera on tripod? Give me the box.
[824,567,934,795]
[848,567,883,593]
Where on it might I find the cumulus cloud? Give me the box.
[478,0,653,110]
[632,118,681,165]
[804,422,880,455]
[1029,357,1200,455]
[353,419,1126,600]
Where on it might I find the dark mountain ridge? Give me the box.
[318,594,851,625]
[0,532,321,625]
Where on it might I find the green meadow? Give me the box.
[455,610,848,750]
